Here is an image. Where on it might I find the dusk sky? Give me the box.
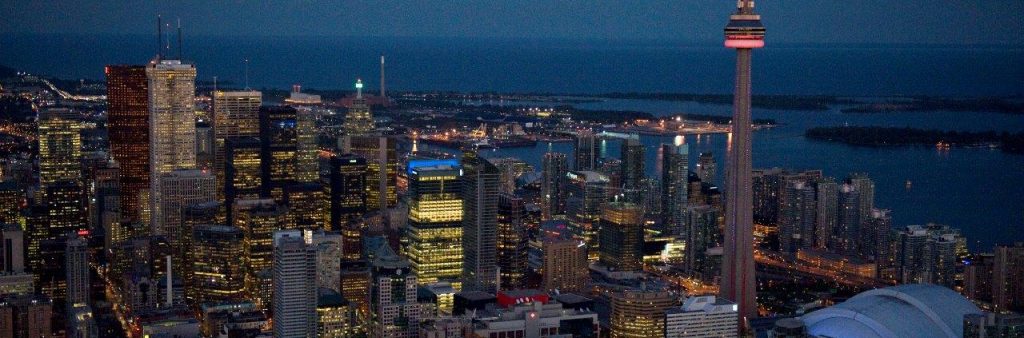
[2,0,1022,45]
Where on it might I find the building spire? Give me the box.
[355,78,363,99]
[380,54,387,105]
[176,18,183,60]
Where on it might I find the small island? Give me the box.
[805,126,1024,154]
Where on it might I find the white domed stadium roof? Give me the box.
[801,284,982,338]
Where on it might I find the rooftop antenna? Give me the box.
[165,23,172,56]
[176,18,183,60]
[212,76,218,93]
[244,59,250,90]
[156,15,163,59]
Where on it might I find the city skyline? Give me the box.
[0,1,1021,337]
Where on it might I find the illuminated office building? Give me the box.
[191,225,246,305]
[0,183,22,225]
[665,296,738,338]
[106,65,149,222]
[259,105,301,201]
[609,288,676,338]
[402,159,463,287]
[461,152,499,293]
[329,154,368,231]
[541,152,568,219]
[212,90,261,200]
[344,79,374,137]
[156,169,215,275]
[317,288,357,337]
[565,170,608,260]
[234,199,292,294]
[284,182,328,230]
[496,193,527,290]
[147,59,197,234]
[181,201,221,303]
[37,108,82,187]
[224,137,262,224]
[598,202,644,272]
[312,231,342,293]
[294,106,320,183]
[346,136,397,211]
[340,260,372,320]
[994,242,1024,312]
[28,182,85,301]
[696,152,716,184]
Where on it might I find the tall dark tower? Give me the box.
[722,0,764,326]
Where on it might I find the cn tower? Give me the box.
[721,0,764,327]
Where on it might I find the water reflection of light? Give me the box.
[673,135,685,146]
[727,132,733,152]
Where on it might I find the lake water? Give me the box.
[2,33,1022,251]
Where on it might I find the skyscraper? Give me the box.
[259,105,301,201]
[272,230,318,338]
[779,180,816,253]
[402,160,463,287]
[837,183,861,255]
[212,90,261,200]
[814,178,838,250]
[283,183,328,230]
[539,235,589,293]
[344,79,374,137]
[224,137,262,225]
[147,59,197,232]
[235,199,292,295]
[696,152,716,184]
[993,242,1024,312]
[346,136,397,211]
[609,288,676,338]
[541,152,568,219]
[619,135,644,203]
[565,170,609,260]
[661,144,689,234]
[155,169,215,271]
[721,0,764,323]
[460,151,499,293]
[573,130,599,171]
[598,202,644,272]
[37,108,82,186]
[65,234,89,308]
[496,193,527,290]
[328,154,367,230]
[191,225,246,305]
[665,296,739,338]
[106,65,149,222]
[370,254,421,338]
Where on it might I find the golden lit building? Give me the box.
[224,137,262,224]
[610,288,677,338]
[540,237,589,293]
[343,79,374,137]
[598,202,645,272]
[234,199,292,294]
[147,59,197,233]
[345,136,397,211]
[212,90,261,200]
[317,289,357,337]
[191,225,246,304]
[284,183,328,231]
[37,108,81,186]
[339,261,371,322]
[401,160,463,288]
